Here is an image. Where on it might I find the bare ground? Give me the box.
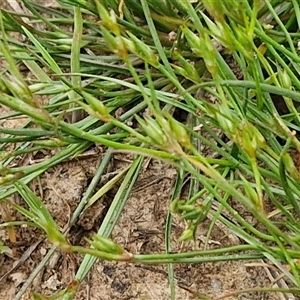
[0,152,288,300]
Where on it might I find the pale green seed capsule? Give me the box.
[136,115,167,146]
[3,74,33,105]
[124,33,159,67]
[168,117,192,149]
[278,69,292,90]
[179,224,196,241]
[92,235,124,254]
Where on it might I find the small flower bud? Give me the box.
[171,52,201,83]
[170,199,185,213]
[240,175,261,210]
[123,33,159,67]
[168,116,192,149]
[100,26,119,54]
[282,153,300,181]
[96,2,119,35]
[202,0,225,22]
[181,27,202,57]
[80,90,110,121]
[91,235,124,254]
[179,223,196,241]
[0,78,9,93]
[136,115,167,146]
[0,172,24,185]
[3,74,33,105]
[172,0,189,13]
[278,69,292,90]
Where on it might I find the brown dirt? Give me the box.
[0,148,292,298]
[0,150,288,300]
[0,1,298,300]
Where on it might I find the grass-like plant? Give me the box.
[1,0,300,299]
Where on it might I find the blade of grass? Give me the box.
[75,155,144,281]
